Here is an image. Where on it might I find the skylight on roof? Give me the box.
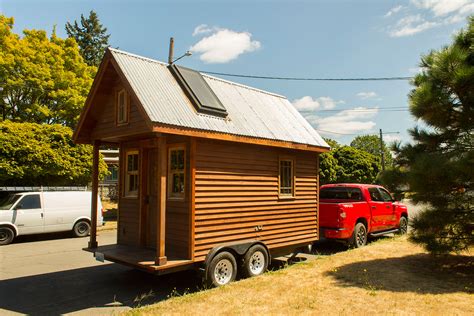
[169,64,227,117]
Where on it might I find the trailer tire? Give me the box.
[350,222,367,248]
[241,244,268,278]
[206,251,237,287]
[0,227,14,245]
[73,220,91,237]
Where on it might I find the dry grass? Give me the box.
[129,237,473,315]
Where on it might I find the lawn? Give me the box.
[129,236,473,315]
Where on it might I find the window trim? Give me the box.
[278,156,295,199]
[167,144,186,200]
[116,88,130,126]
[123,150,139,198]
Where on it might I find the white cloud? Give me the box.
[386,0,474,37]
[390,14,439,37]
[385,5,404,17]
[304,107,378,136]
[190,28,261,63]
[292,96,343,111]
[357,91,377,99]
[192,24,214,36]
[411,0,473,17]
[383,134,402,143]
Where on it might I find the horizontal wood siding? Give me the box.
[193,139,319,261]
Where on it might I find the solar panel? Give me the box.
[169,64,227,117]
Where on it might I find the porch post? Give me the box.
[88,140,100,249]
[156,136,167,265]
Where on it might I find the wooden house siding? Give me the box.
[193,139,319,261]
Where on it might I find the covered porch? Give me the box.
[87,135,191,268]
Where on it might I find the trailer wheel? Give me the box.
[398,216,408,235]
[73,220,91,237]
[350,223,367,248]
[206,251,237,287]
[242,244,268,278]
[0,227,14,245]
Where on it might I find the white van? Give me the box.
[0,191,103,245]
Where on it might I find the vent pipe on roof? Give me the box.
[168,37,174,65]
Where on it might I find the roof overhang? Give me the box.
[152,123,330,153]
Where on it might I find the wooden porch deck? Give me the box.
[84,244,194,275]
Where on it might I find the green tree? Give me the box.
[65,10,110,67]
[350,134,393,167]
[0,121,107,186]
[319,138,340,184]
[0,15,95,127]
[387,16,474,253]
[332,146,381,184]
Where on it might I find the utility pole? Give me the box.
[379,129,385,172]
[379,129,400,172]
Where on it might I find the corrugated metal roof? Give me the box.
[109,48,329,149]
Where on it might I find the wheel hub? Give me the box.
[249,251,265,275]
[214,259,233,285]
[356,227,366,246]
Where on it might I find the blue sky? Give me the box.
[2,0,473,144]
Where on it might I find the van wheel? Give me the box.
[73,220,91,237]
[206,251,237,287]
[242,244,268,278]
[0,227,14,245]
[350,223,367,248]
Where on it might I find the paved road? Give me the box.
[0,230,202,316]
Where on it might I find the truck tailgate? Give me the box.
[319,202,342,227]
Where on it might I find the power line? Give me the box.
[317,106,409,113]
[200,71,413,81]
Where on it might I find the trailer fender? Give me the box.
[203,240,270,277]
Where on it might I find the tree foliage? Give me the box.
[0,15,95,127]
[319,138,381,185]
[0,121,107,186]
[66,10,110,67]
[350,134,393,167]
[384,16,474,253]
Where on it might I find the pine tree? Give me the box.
[65,10,110,67]
[388,16,474,253]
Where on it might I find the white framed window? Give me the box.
[116,89,129,125]
[124,150,139,197]
[279,157,295,198]
[168,147,186,199]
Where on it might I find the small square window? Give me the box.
[279,158,294,197]
[168,147,186,199]
[117,89,129,125]
[124,151,139,197]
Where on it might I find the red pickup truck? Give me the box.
[319,184,408,248]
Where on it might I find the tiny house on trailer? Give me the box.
[73,48,330,286]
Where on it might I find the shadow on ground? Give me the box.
[12,231,77,244]
[0,264,203,315]
[326,253,474,294]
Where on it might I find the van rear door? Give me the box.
[13,193,44,235]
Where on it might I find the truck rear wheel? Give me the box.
[398,216,408,235]
[206,251,237,287]
[350,223,367,248]
[242,244,268,278]
[0,227,14,245]
[73,220,91,237]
